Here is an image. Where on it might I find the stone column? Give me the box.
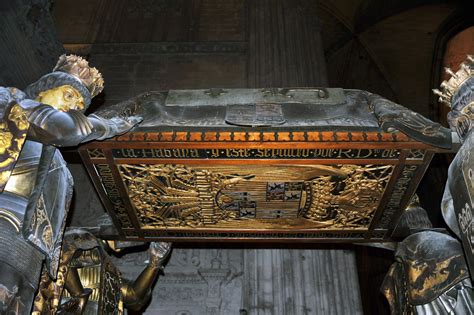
[247,0,328,88]
[198,259,231,315]
[242,249,362,315]
[241,1,362,314]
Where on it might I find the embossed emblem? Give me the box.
[225,104,285,126]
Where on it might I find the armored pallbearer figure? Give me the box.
[382,56,474,314]
[435,55,474,280]
[33,230,171,314]
[0,55,141,314]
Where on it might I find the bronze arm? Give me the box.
[24,103,141,147]
[56,269,92,315]
[120,242,171,311]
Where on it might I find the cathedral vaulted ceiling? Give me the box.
[51,0,471,119]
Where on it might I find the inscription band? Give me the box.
[95,164,132,228]
[112,148,401,160]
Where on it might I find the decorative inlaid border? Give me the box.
[138,230,369,240]
[110,131,414,143]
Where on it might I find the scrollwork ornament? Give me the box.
[119,163,393,230]
[369,94,451,149]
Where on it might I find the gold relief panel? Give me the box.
[118,163,393,230]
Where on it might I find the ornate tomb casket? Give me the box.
[80,88,451,242]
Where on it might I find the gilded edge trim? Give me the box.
[108,131,413,143]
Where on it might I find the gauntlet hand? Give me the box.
[91,114,143,140]
[149,242,172,267]
[109,115,143,135]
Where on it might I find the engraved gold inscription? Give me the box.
[95,164,132,228]
[113,148,400,160]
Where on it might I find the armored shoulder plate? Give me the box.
[0,88,29,193]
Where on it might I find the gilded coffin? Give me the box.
[80,88,451,242]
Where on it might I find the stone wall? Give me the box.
[113,248,244,315]
[88,43,247,105]
[53,0,326,107]
[112,247,362,315]
[0,0,63,88]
